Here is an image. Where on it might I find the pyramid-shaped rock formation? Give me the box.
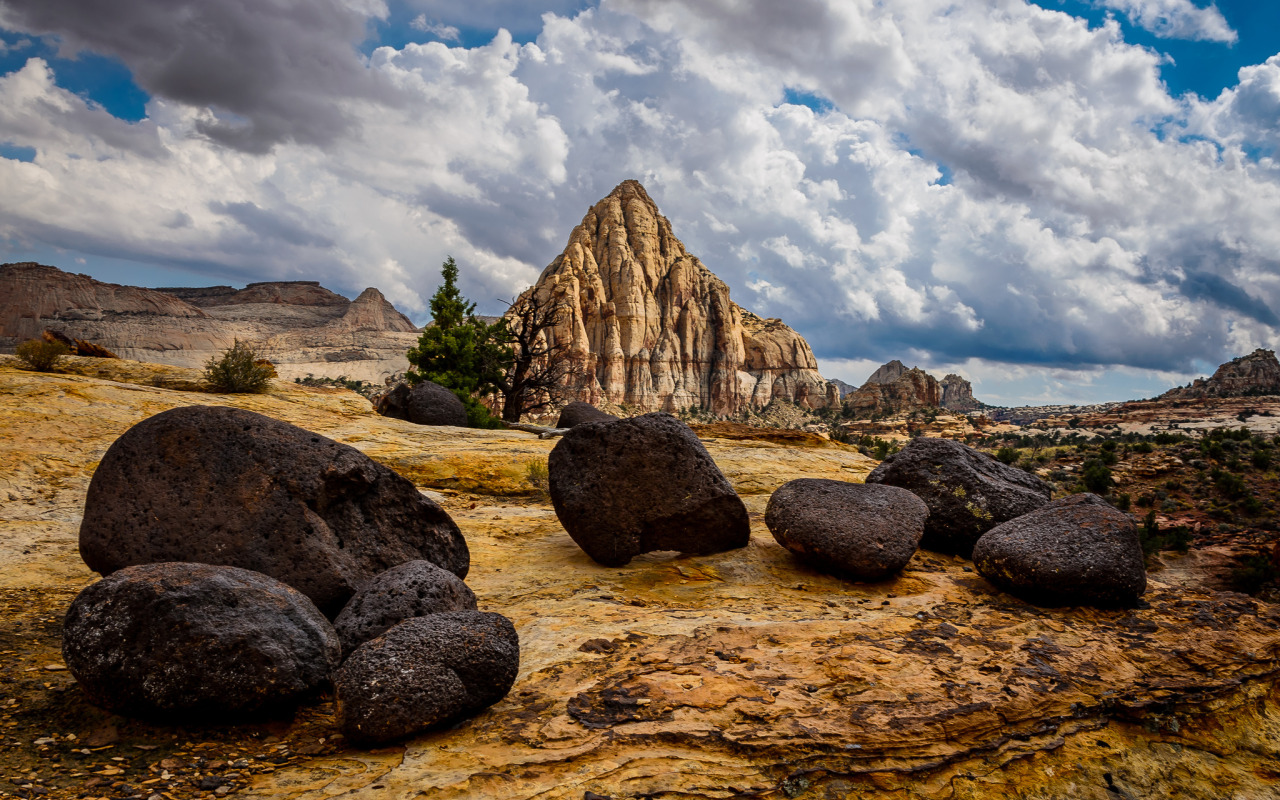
[516,181,836,415]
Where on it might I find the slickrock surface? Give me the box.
[0,263,420,383]
[2,357,1279,800]
[515,180,837,415]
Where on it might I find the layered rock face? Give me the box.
[1163,348,1280,399]
[516,181,836,415]
[0,262,419,383]
[844,360,981,416]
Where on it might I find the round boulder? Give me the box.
[865,437,1051,557]
[335,611,520,743]
[555,401,618,428]
[333,560,478,657]
[765,479,928,581]
[80,405,469,617]
[62,562,340,717]
[972,493,1147,607]
[548,413,750,566]
[376,380,468,427]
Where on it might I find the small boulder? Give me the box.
[79,406,469,617]
[765,479,928,581]
[555,401,618,428]
[865,437,1051,557]
[972,493,1147,607]
[335,611,519,743]
[548,413,750,566]
[62,562,340,717]
[375,380,468,427]
[333,560,478,657]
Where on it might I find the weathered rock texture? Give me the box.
[1162,348,1280,399]
[555,401,618,428]
[374,380,468,427]
[514,181,837,415]
[79,405,469,616]
[62,562,340,717]
[333,560,478,656]
[973,493,1147,607]
[7,359,1280,800]
[941,373,980,411]
[765,479,927,581]
[866,437,1052,556]
[549,413,750,566]
[844,360,982,417]
[0,262,419,383]
[335,611,519,743]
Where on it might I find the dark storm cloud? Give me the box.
[0,0,396,153]
[209,201,335,249]
[1179,269,1280,327]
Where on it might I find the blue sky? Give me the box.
[2,0,1279,405]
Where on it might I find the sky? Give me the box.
[1,0,1279,407]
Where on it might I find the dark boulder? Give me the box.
[765,479,928,581]
[79,405,469,617]
[62,562,340,717]
[865,437,1051,557]
[555,401,618,428]
[548,413,749,566]
[333,560,478,657]
[335,611,519,743]
[375,380,468,427]
[972,493,1147,607]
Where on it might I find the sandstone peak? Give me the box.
[518,180,836,414]
[339,288,419,333]
[844,360,981,416]
[865,360,909,385]
[1163,348,1280,400]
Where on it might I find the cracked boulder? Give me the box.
[333,560,478,657]
[865,437,1051,557]
[79,405,468,616]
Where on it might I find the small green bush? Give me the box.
[15,338,70,371]
[1230,555,1279,595]
[204,339,274,393]
[1081,459,1112,494]
[994,446,1019,465]
[526,459,549,495]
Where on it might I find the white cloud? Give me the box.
[410,14,461,42]
[1097,0,1237,44]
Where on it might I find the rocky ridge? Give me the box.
[514,180,837,415]
[0,262,419,383]
[844,359,981,417]
[2,356,1280,799]
[1162,348,1280,399]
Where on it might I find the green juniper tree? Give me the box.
[406,257,511,428]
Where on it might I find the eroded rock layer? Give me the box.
[517,181,837,415]
[1162,348,1280,399]
[0,262,419,383]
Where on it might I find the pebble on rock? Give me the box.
[333,560,478,657]
[972,493,1147,607]
[62,562,341,717]
[548,412,750,566]
[335,611,520,743]
[79,405,469,617]
[765,479,928,581]
[865,437,1052,557]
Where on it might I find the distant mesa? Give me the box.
[0,261,419,383]
[515,180,838,416]
[843,359,982,417]
[1161,348,1280,400]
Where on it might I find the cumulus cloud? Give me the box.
[1097,0,1237,43]
[1,0,1278,400]
[410,14,461,41]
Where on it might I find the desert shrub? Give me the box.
[995,446,1019,465]
[526,459,549,495]
[1230,555,1279,595]
[1114,492,1131,511]
[1209,467,1247,499]
[204,339,274,393]
[15,338,70,371]
[1132,441,1154,454]
[1251,449,1272,470]
[1080,459,1112,494]
[1138,511,1192,558]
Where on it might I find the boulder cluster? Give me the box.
[374,379,469,427]
[66,405,518,743]
[547,408,1145,608]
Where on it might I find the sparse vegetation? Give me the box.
[204,339,274,393]
[294,373,379,398]
[15,338,70,371]
[525,459,550,496]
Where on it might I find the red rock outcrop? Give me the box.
[516,180,836,415]
[845,361,982,417]
[1163,348,1280,399]
[0,262,419,383]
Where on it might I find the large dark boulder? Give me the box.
[375,380,468,427]
[548,413,750,566]
[63,562,340,717]
[972,493,1147,608]
[555,401,617,428]
[79,405,469,617]
[335,611,519,743]
[765,479,928,581]
[865,437,1051,557]
[333,560,478,657]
